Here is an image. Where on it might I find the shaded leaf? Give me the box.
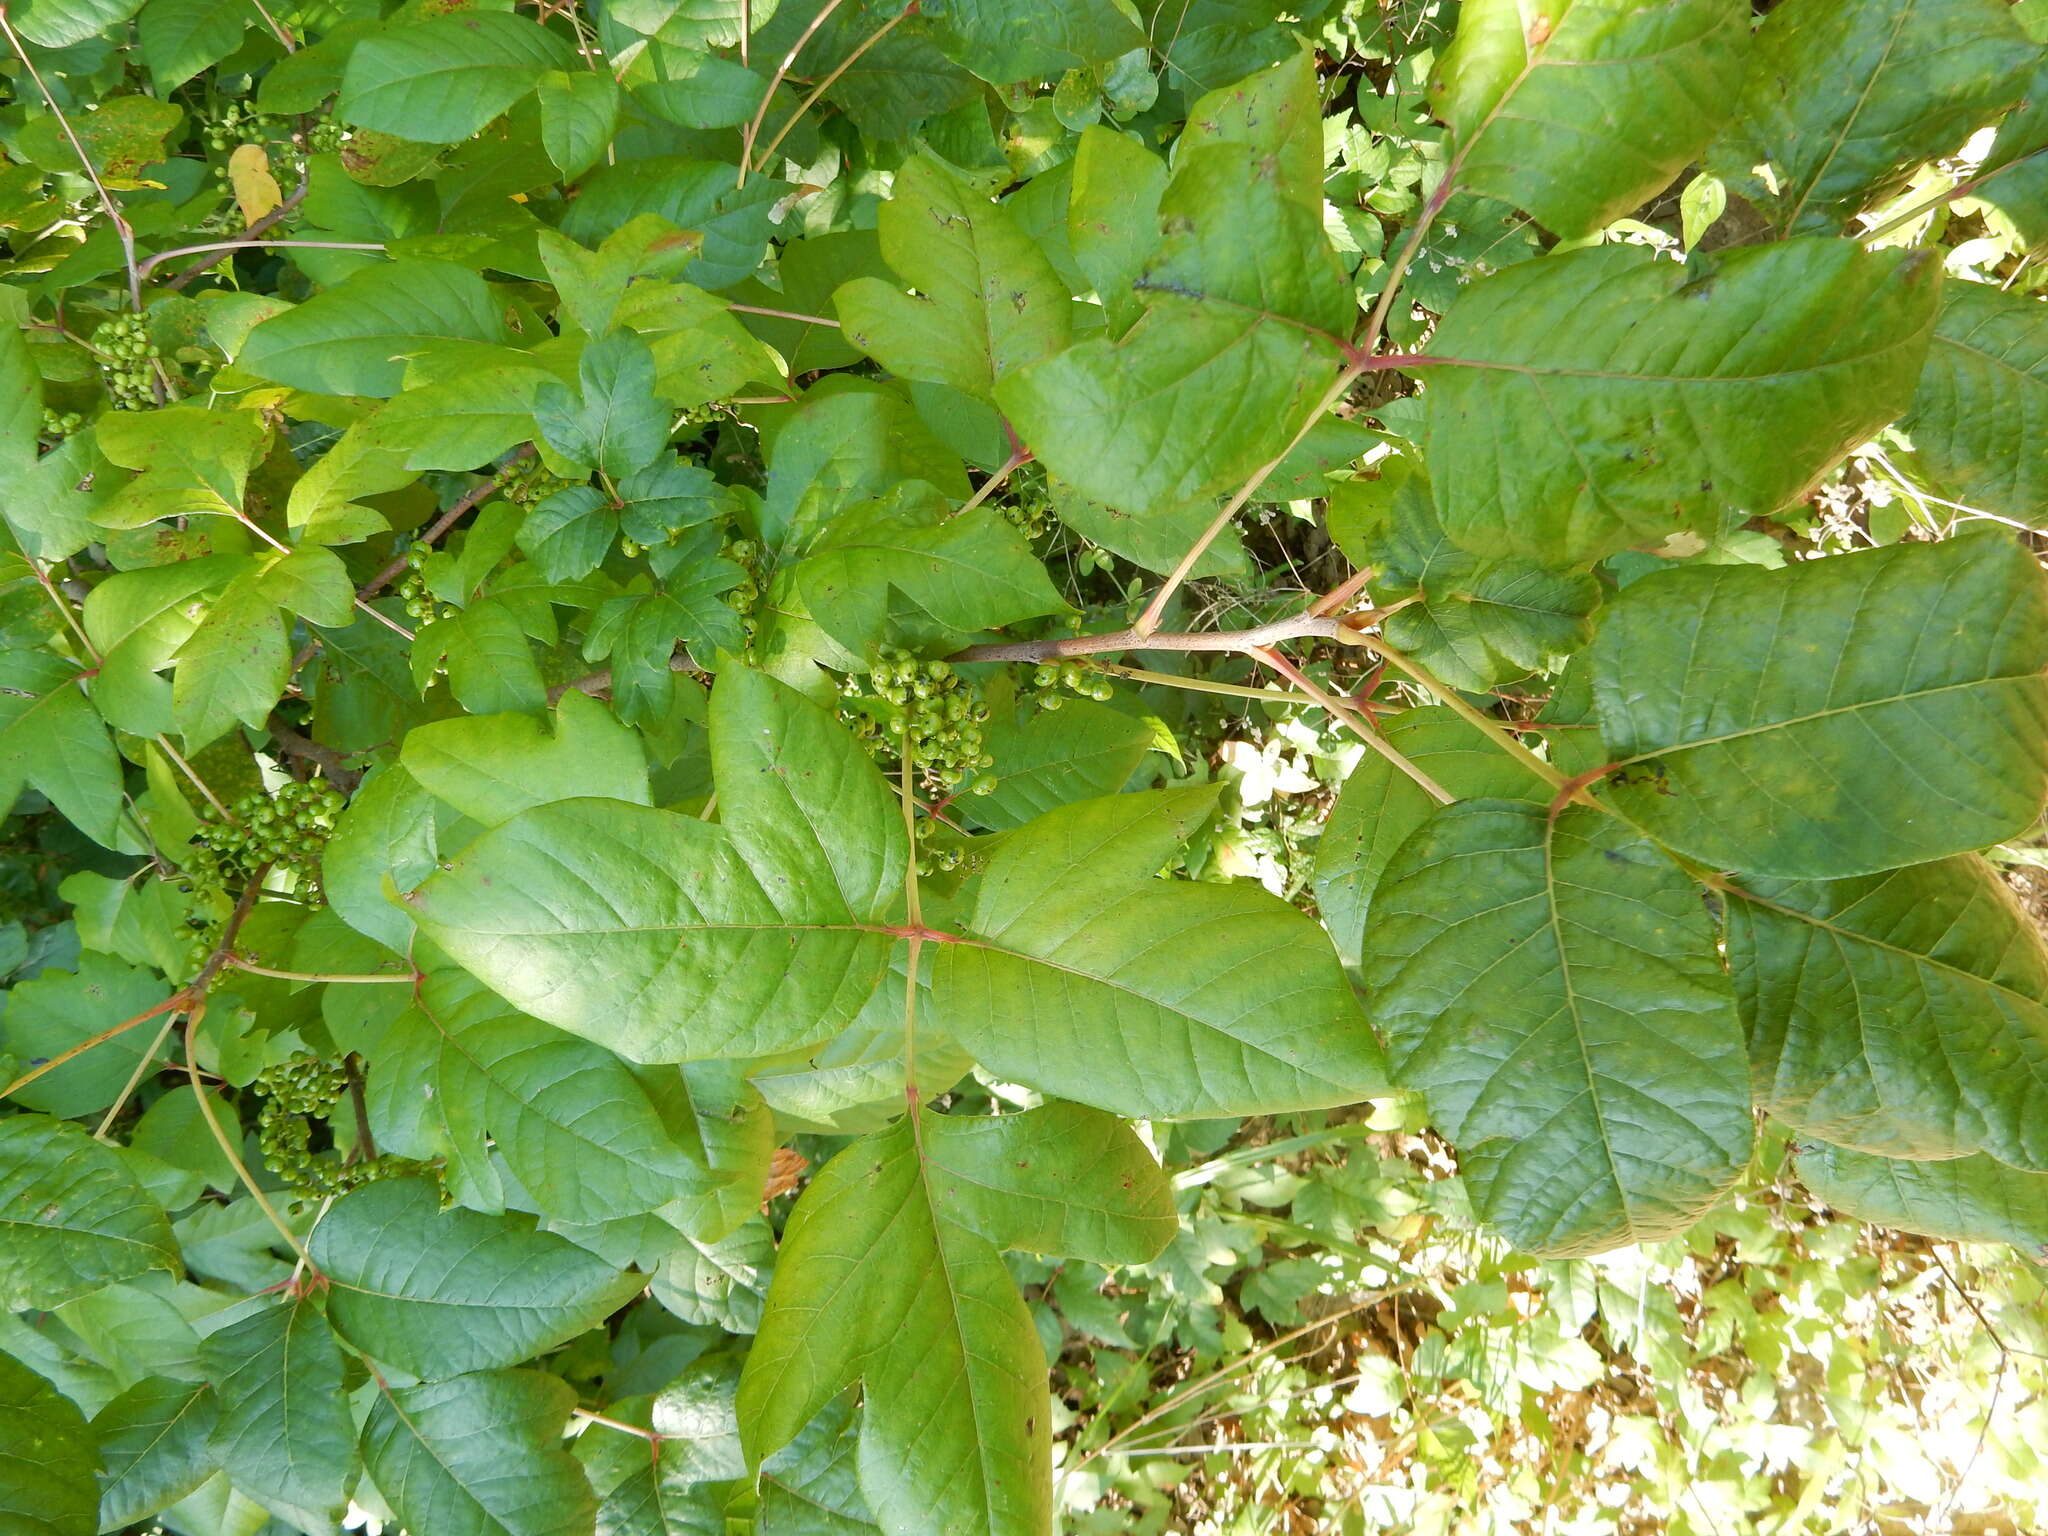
[1366,801,1754,1256]
[1591,531,2048,878]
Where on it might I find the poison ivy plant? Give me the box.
[1,1,2044,1532]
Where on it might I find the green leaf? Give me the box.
[998,295,1344,517]
[1590,531,2048,878]
[1311,707,1546,969]
[1066,126,1168,336]
[0,1115,180,1311]
[360,1369,595,1536]
[534,331,671,479]
[1797,1143,2048,1254]
[922,1101,1176,1264]
[92,1376,220,1530]
[928,0,1144,81]
[10,0,143,48]
[252,546,355,629]
[756,1395,876,1536]
[652,1218,772,1333]
[932,787,1388,1117]
[1422,240,1940,564]
[414,599,547,717]
[573,1363,743,1535]
[737,1114,1050,1536]
[1902,281,2048,521]
[323,763,442,953]
[1366,802,1754,1256]
[308,1177,643,1378]
[1728,856,2048,1166]
[636,56,767,128]
[971,696,1157,832]
[1430,0,1748,239]
[0,651,127,849]
[835,155,1072,401]
[136,0,249,91]
[94,405,269,529]
[374,964,700,1224]
[1341,472,1600,691]
[1712,0,2037,234]
[200,1295,356,1531]
[402,690,650,827]
[410,667,905,1061]
[790,485,1069,655]
[536,69,620,181]
[0,954,174,1119]
[238,261,512,397]
[339,11,576,144]
[170,570,287,752]
[0,1345,100,1536]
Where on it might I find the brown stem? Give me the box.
[359,447,529,600]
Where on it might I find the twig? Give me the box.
[185,1005,313,1267]
[93,1012,181,1140]
[953,448,1031,518]
[1861,145,2048,243]
[1251,645,1453,804]
[142,237,385,286]
[748,4,912,178]
[1091,661,1322,707]
[1133,358,1368,638]
[1356,634,1574,796]
[736,0,852,189]
[245,0,294,51]
[727,301,841,327]
[225,955,415,984]
[0,4,141,308]
[266,717,362,793]
[359,449,529,599]
[951,613,1354,665]
[1,995,183,1102]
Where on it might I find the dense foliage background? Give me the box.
[4,0,2048,1532]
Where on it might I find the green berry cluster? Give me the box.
[496,457,580,507]
[842,650,996,794]
[722,538,762,645]
[40,406,83,439]
[1000,471,1055,539]
[398,543,456,623]
[202,101,275,153]
[195,779,346,899]
[254,1053,429,1197]
[1027,659,1115,710]
[92,312,158,410]
[914,815,967,876]
[307,117,346,154]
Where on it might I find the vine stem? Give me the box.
[1861,144,2048,243]
[1133,357,1368,638]
[736,0,851,189]
[726,301,841,327]
[185,1006,313,1267]
[1356,634,1574,794]
[225,956,417,985]
[145,233,380,288]
[0,4,141,309]
[94,1012,181,1139]
[951,612,1352,664]
[748,4,913,178]
[571,1407,663,1442]
[0,996,183,1102]
[1090,661,1323,707]
[360,446,530,599]
[1250,645,1452,804]
[898,749,922,1119]
[953,448,1031,519]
